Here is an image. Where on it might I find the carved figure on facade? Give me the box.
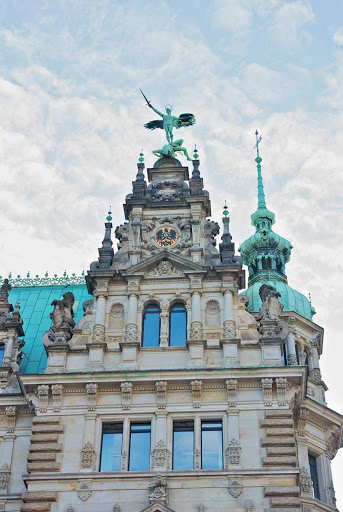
[149,474,168,503]
[197,504,205,512]
[44,292,75,346]
[257,285,283,338]
[245,501,254,512]
[203,219,220,261]
[225,438,241,466]
[81,441,96,470]
[325,425,341,460]
[114,505,121,512]
[299,466,313,494]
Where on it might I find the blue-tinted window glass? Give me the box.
[129,423,151,471]
[173,421,194,470]
[281,343,287,366]
[169,303,187,347]
[100,423,123,472]
[142,304,160,347]
[309,454,320,499]
[201,421,223,470]
[0,346,4,366]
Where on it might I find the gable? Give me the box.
[121,251,206,278]
[139,502,176,512]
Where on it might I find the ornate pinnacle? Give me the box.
[106,207,112,222]
[193,145,199,160]
[138,149,144,163]
[253,130,266,209]
[223,201,229,217]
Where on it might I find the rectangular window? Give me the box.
[100,423,123,472]
[309,454,320,499]
[201,421,223,469]
[173,421,194,470]
[0,346,4,366]
[129,423,151,471]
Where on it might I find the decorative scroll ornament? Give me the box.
[223,320,237,339]
[0,271,85,288]
[125,324,137,343]
[190,321,203,340]
[92,324,105,344]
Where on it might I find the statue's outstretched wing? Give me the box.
[144,119,164,130]
[174,113,196,129]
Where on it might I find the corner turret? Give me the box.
[239,132,314,320]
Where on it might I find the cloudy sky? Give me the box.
[0,0,343,500]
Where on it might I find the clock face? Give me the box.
[155,227,178,248]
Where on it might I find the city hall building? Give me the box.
[0,134,341,512]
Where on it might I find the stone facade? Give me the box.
[0,155,341,512]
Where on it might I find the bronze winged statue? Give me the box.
[140,90,195,144]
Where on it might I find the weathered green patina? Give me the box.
[140,90,195,159]
[239,132,314,320]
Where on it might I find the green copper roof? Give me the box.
[238,132,314,321]
[242,279,315,321]
[2,274,92,374]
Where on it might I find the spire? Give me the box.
[250,130,275,230]
[219,201,235,264]
[254,130,266,209]
[238,132,292,285]
[97,208,114,269]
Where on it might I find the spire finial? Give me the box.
[138,149,144,163]
[106,206,112,222]
[253,130,266,209]
[193,145,199,160]
[223,200,229,217]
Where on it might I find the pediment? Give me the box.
[140,502,176,512]
[121,251,206,278]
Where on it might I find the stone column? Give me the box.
[125,293,138,342]
[286,331,297,366]
[152,411,169,470]
[190,291,202,339]
[80,411,97,472]
[92,293,106,344]
[159,310,169,348]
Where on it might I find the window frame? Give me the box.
[169,301,187,347]
[172,419,195,470]
[308,452,321,500]
[0,345,4,367]
[142,303,161,348]
[99,422,124,472]
[201,419,224,470]
[128,421,152,472]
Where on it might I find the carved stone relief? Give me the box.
[121,382,132,409]
[228,478,242,498]
[0,464,10,491]
[109,303,125,330]
[261,378,273,406]
[225,438,241,466]
[148,261,182,277]
[190,380,202,407]
[81,442,96,470]
[149,474,168,503]
[205,300,221,326]
[152,440,169,469]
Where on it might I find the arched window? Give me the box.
[142,304,161,347]
[169,303,187,347]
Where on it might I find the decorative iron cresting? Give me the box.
[0,271,86,288]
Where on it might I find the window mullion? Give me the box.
[121,418,130,471]
[194,415,201,469]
